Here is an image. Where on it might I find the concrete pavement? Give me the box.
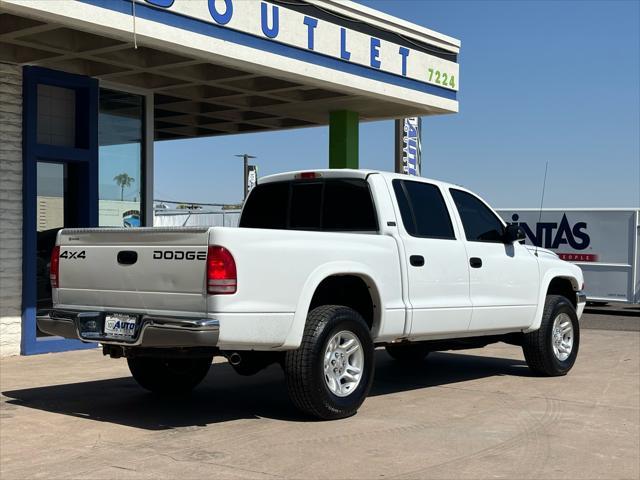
[1,329,638,480]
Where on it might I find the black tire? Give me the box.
[284,305,374,420]
[522,295,580,376]
[127,356,212,394]
[385,343,430,363]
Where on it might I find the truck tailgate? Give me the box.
[55,227,210,314]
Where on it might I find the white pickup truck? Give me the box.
[39,169,586,420]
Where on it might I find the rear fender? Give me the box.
[280,262,383,349]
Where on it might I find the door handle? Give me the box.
[469,257,482,268]
[410,255,425,267]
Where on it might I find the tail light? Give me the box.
[206,246,236,294]
[50,245,60,288]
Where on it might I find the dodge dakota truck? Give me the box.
[39,169,586,420]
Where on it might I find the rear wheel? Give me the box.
[522,295,580,376]
[127,356,212,394]
[385,343,430,364]
[284,305,374,420]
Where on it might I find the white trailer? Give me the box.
[497,209,640,304]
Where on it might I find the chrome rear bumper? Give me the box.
[37,310,219,347]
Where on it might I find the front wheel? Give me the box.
[127,356,212,394]
[522,295,580,376]
[284,305,374,420]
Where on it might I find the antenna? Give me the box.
[535,161,549,256]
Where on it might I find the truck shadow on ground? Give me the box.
[584,306,640,317]
[2,350,531,429]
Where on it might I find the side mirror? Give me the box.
[503,224,526,243]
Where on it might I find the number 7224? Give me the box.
[428,68,456,89]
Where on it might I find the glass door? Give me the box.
[22,66,99,354]
[36,162,66,319]
[22,67,149,354]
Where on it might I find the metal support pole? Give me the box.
[143,92,154,226]
[394,119,404,174]
[243,155,248,200]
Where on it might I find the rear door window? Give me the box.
[393,179,455,239]
[323,179,377,231]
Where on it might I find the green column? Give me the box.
[329,110,359,169]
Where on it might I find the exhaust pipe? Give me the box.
[228,352,242,366]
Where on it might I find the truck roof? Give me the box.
[260,169,462,190]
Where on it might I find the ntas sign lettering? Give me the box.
[510,213,590,250]
[142,0,459,92]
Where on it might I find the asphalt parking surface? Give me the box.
[1,313,638,479]
[581,302,640,331]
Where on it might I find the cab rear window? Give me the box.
[240,179,378,232]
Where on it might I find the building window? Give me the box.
[98,89,144,227]
[37,84,76,147]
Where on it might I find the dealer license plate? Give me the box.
[104,313,138,337]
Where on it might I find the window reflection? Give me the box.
[36,162,66,332]
[99,89,143,227]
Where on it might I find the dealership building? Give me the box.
[0,0,460,356]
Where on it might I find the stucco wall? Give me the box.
[0,62,23,356]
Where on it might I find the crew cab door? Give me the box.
[391,179,472,338]
[448,189,539,331]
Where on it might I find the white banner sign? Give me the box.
[140,0,459,92]
[247,164,258,193]
[397,117,422,176]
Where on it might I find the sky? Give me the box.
[154,0,640,209]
